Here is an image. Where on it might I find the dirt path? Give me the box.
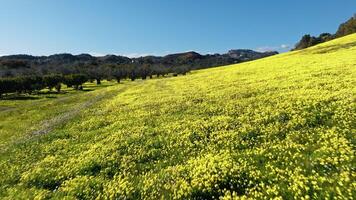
[0,86,127,154]
[0,106,16,112]
[31,86,124,136]
[31,94,104,135]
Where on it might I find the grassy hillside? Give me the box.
[0,34,355,199]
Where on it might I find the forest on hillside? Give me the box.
[293,14,356,50]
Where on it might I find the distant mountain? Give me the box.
[97,55,131,64]
[0,49,277,77]
[227,49,278,61]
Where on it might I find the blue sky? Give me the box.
[0,0,355,57]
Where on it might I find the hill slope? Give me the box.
[0,34,355,199]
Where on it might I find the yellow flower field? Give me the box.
[0,34,355,199]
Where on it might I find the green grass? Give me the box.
[0,81,117,148]
[0,34,355,199]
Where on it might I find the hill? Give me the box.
[0,49,277,78]
[0,34,355,199]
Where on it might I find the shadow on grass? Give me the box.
[0,95,40,100]
[44,96,58,99]
[84,84,113,90]
[0,82,116,101]
[0,106,16,112]
[0,91,67,100]
[37,91,67,95]
[306,41,356,54]
[82,88,94,92]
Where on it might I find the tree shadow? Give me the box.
[38,91,67,95]
[0,91,65,100]
[44,96,58,99]
[305,41,356,54]
[0,83,113,101]
[0,95,40,100]
[81,88,94,92]
[0,106,15,112]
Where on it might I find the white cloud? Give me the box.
[255,46,277,52]
[280,44,290,49]
[122,53,154,58]
[184,50,200,53]
[88,52,106,57]
[255,44,291,52]
[0,50,7,57]
[82,52,162,58]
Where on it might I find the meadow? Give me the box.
[0,34,355,199]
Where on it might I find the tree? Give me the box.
[85,65,104,85]
[294,35,316,50]
[127,64,139,81]
[0,76,50,96]
[139,64,151,80]
[63,74,88,90]
[43,74,63,91]
[0,78,17,97]
[110,64,127,83]
[175,65,191,75]
[319,33,333,42]
[55,83,62,93]
[293,14,356,51]
[17,76,44,94]
[129,70,137,81]
[335,17,356,37]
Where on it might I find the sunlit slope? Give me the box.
[1,34,356,199]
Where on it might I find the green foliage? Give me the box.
[294,15,356,50]
[63,74,88,90]
[294,33,334,50]
[0,76,45,96]
[335,16,356,37]
[0,34,355,199]
[54,83,62,93]
[43,74,63,91]
[0,78,17,96]
[110,64,127,83]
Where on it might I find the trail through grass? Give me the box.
[0,81,117,149]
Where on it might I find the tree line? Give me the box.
[0,74,84,97]
[293,14,356,50]
[0,64,191,97]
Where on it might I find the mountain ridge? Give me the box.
[0,49,278,77]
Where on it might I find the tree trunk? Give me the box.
[96,79,101,85]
